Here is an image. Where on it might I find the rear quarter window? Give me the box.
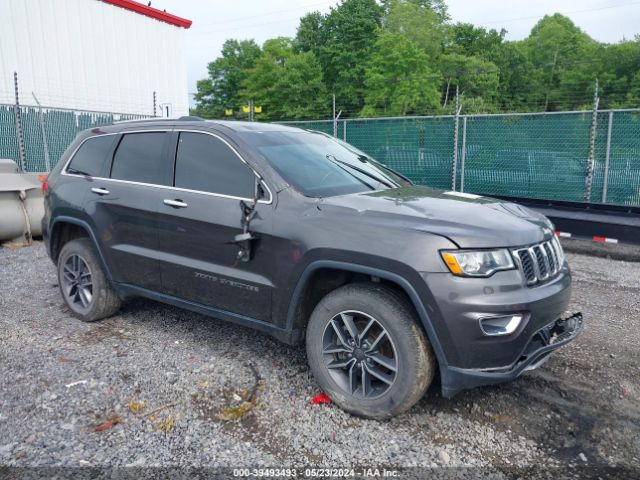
[66,135,115,177]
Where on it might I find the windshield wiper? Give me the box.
[378,163,412,184]
[324,154,375,190]
[326,154,395,189]
[354,153,412,185]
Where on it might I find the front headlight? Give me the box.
[441,249,515,277]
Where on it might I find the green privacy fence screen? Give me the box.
[280,109,640,208]
[0,104,147,173]
[1,104,638,207]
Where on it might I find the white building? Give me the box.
[0,0,191,116]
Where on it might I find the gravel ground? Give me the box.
[0,241,638,477]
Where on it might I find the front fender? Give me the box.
[284,258,451,377]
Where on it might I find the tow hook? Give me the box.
[547,312,583,345]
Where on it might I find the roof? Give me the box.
[96,117,303,134]
[102,0,192,29]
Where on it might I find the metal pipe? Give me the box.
[460,116,467,192]
[602,110,614,203]
[32,93,51,172]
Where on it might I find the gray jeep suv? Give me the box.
[43,118,582,419]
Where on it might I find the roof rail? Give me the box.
[113,116,205,124]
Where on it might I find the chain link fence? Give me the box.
[1,102,638,207]
[0,103,147,172]
[280,109,640,207]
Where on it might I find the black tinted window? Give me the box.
[67,135,114,177]
[175,132,256,198]
[111,132,166,185]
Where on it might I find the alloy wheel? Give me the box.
[322,310,398,399]
[62,254,93,311]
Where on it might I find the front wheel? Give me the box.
[306,283,435,419]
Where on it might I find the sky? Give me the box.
[148,0,640,104]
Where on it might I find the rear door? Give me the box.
[86,130,171,291]
[156,130,274,321]
[58,133,118,222]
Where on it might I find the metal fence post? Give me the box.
[601,110,614,203]
[451,92,461,191]
[460,116,467,192]
[32,92,51,172]
[153,91,157,117]
[343,120,347,141]
[584,79,599,202]
[13,72,27,172]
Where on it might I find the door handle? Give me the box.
[91,187,110,195]
[163,199,188,208]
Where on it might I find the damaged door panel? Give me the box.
[156,130,275,321]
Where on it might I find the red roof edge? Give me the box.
[102,0,192,29]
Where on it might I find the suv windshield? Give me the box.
[239,130,409,197]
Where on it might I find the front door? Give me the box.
[157,131,274,321]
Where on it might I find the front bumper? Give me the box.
[440,311,583,397]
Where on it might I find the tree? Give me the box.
[294,11,326,54]
[361,32,441,116]
[241,38,330,120]
[438,53,500,108]
[382,0,449,22]
[490,41,539,111]
[383,0,446,59]
[523,14,597,111]
[296,0,383,117]
[193,39,261,118]
[445,23,506,60]
[198,6,640,119]
[593,38,640,108]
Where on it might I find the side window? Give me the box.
[174,132,256,198]
[111,132,166,185]
[66,135,114,177]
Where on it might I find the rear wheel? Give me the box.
[57,238,121,322]
[306,283,435,419]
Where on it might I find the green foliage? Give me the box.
[382,0,449,22]
[383,0,445,58]
[361,32,441,116]
[587,39,640,109]
[438,53,500,108]
[193,39,261,118]
[241,38,330,120]
[522,14,598,111]
[194,2,639,120]
[445,23,505,60]
[299,0,384,116]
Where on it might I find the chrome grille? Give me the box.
[513,237,564,286]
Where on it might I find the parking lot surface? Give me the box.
[0,242,638,477]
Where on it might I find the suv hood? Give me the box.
[319,186,552,248]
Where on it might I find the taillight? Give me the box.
[38,174,48,196]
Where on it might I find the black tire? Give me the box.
[57,238,121,322]
[306,283,435,420]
